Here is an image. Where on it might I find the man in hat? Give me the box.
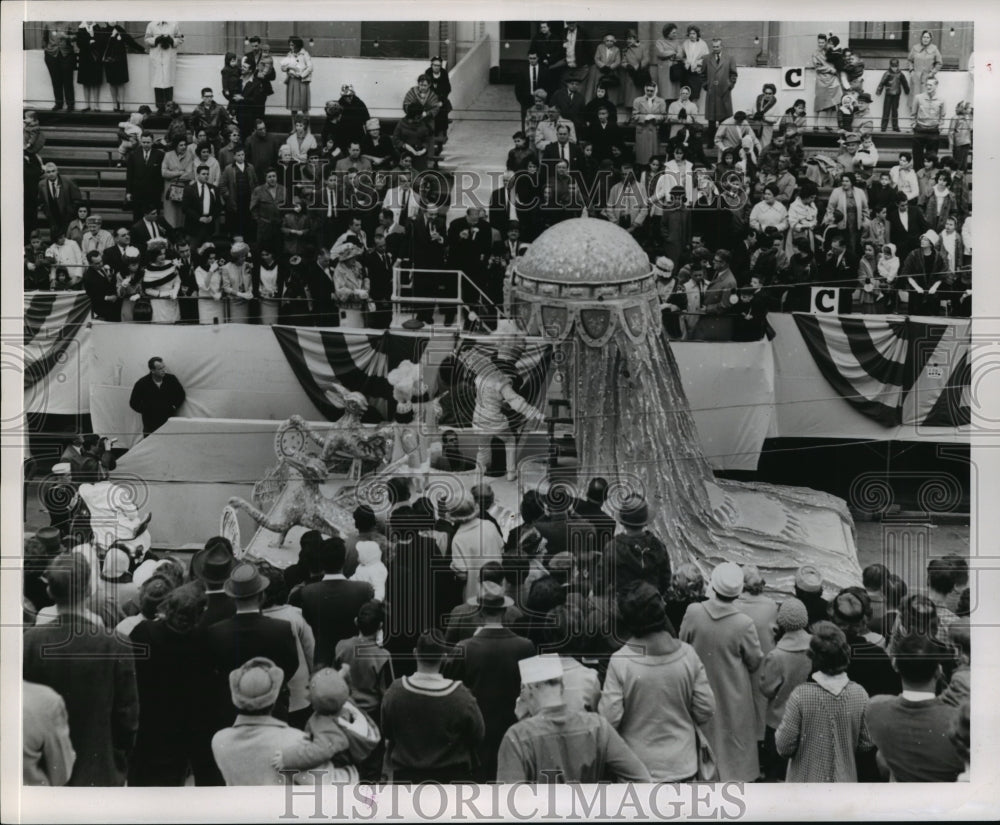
[444,562,523,645]
[570,477,617,554]
[679,561,764,782]
[444,581,535,782]
[212,657,357,785]
[192,536,237,627]
[381,631,486,783]
[201,562,300,736]
[606,495,671,599]
[23,552,139,786]
[298,537,375,667]
[361,118,395,169]
[448,495,506,602]
[59,435,88,480]
[550,75,587,137]
[41,464,78,537]
[497,654,650,782]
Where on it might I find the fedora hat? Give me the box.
[619,496,649,528]
[191,542,236,587]
[224,561,269,600]
[470,580,514,609]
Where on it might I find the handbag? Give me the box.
[669,62,687,83]
[694,727,719,781]
[167,182,186,202]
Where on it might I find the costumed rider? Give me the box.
[467,323,545,481]
[387,360,441,470]
[75,477,153,564]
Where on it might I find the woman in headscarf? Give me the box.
[682,26,710,101]
[901,230,946,315]
[655,24,684,103]
[76,22,105,112]
[193,242,224,325]
[100,22,145,113]
[393,101,434,171]
[281,36,313,118]
[600,581,716,782]
[809,34,840,132]
[221,241,254,323]
[142,240,181,324]
[331,238,370,328]
[583,83,619,133]
[907,30,943,115]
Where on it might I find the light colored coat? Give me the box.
[600,636,716,781]
[735,593,779,739]
[144,22,181,89]
[825,186,870,232]
[212,714,356,785]
[679,597,764,781]
[630,94,667,166]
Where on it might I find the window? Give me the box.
[849,22,910,49]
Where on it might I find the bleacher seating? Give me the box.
[30,103,957,241]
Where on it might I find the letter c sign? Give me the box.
[782,66,804,90]
[810,286,838,314]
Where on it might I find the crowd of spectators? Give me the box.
[23,475,972,785]
[25,24,972,338]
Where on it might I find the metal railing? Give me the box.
[391,263,504,328]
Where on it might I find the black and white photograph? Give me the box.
[2,2,998,821]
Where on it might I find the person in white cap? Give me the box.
[497,654,650,783]
[679,560,764,782]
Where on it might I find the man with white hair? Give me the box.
[497,654,650,782]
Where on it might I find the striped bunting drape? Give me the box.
[23,291,92,391]
[793,314,970,427]
[271,326,434,421]
[272,326,554,425]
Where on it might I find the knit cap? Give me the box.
[309,668,350,714]
[777,597,809,632]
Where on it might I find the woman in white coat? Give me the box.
[824,172,870,259]
[144,21,183,114]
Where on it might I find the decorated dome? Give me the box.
[515,218,651,284]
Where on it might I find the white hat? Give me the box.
[132,558,162,587]
[518,653,564,685]
[365,118,380,131]
[921,229,940,247]
[51,462,72,475]
[653,256,674,277]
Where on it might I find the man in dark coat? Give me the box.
[125,132,165,220]
[23,553,139,787]
[294,536,374,667]
[447,207,494,291]
[549,76,587,136]
[886,190,929,261]
[128,356,186,437]
[129,204,172,257]
[541,124,584,173]
[200,561,300,734]
[37,162,82,235]
[443,582,535,782]
[191,537,237,628]
[102,227,134,276]
[82,251,121,321]
[515,51,550,130]
[219,146,259,239]
[304,247,338,327]
[363,226,396,329]
[529,22,562,92]
[182,164,223,249]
